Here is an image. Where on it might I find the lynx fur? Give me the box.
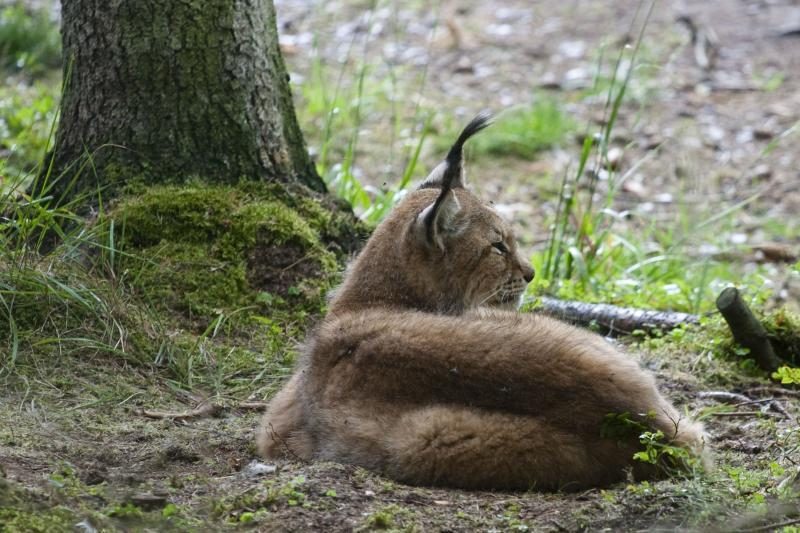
[256,113,707,491]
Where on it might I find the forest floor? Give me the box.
[2,0,800,531]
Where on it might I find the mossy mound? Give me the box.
[763,307,800,366]
[0,477,78,532]
[111,181,365,332]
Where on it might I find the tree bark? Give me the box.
[41,0,324,201]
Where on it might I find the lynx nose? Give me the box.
[522,264,535,283]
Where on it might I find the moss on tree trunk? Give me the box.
[43,0,324,200]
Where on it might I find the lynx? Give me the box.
[256,113,707,491]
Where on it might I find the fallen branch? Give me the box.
[698,390,790,418]
[741,517,800,533]
[698,391,751,403]
[709,411,765,417]
[716,287,782,372]
[528,296,698,335]
[237,401,268,411]
[747,386,800,398]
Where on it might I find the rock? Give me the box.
[558,40,586,59]
[655,193,673,203]
[622,180,647,198]
[537,72,562,90]
[753,127,775,141]
[453,55,474,74]
[130,492,168,510]
[74,520,98,533]
[243,460,277,477]
[749,164,772,181]
[606,147,624,170]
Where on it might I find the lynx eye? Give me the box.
[492,241,508,254]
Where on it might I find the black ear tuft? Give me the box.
[441,111,493,189]
[421,111,492,245]
[418,111,493,191]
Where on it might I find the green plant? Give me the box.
[772,366,800,385]
[634,430,694,468]
[0,81,60,176]
[361,504,413,530]
[0,4,61,73]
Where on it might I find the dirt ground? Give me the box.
[2,0,800,531]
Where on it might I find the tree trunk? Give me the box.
[41,0,324,201]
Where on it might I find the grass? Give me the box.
[525,3,799,316]
[292,0,440,226]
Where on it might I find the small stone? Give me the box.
[537,72,561,90]
[558,40,586,59]
[453,56,474,74]
[364,489,376,497]
[704,125,725,145]
[655,193,673,203]
[562,67,591,89]
[486,23,513,37]
[753,128,774,141]
[75,520,98,533]
[750,164,772,180]
[736,129,754,144]
[622,180,647,197]
[730,233,748,245]
[606,147,624,170]
[130,493,168,510]
[244,460,277,477]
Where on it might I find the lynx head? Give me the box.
[328,112,535,315]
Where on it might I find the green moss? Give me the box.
[0,478,79,532]
[3,176,361,386]
[112,181,349,332]
[133,241,249,318]
[763,307,800,366]
[115,187,240,246]
[228,201,318,248]
[0,507,77,532]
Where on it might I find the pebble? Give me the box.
[130,493,168,510]
[606,147,624,170]
[244,460,277,477]
[749,164,772,180]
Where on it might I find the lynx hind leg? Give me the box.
[383,406,625,491]
[256,373,312,460]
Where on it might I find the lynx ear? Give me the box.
[414,189,462,250]
[413,112,492,250]
[418,160,461,189]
